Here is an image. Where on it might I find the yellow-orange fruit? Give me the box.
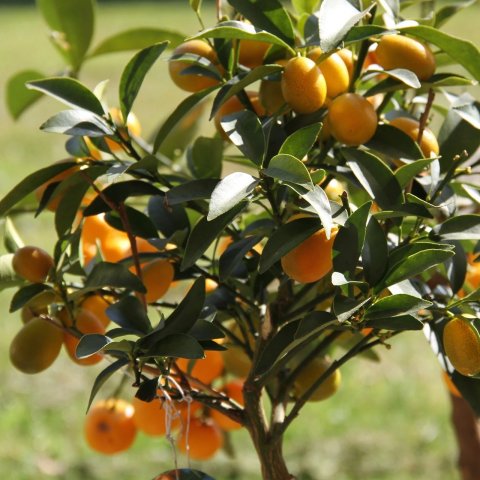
[21,305,47,324]
[294,357,341,401]
[442,371,462,398]
[9,317,63,374]
[375,34,436,81]
[84,398,137,454]
[308,48,350,98]
[132,396,180,436]
[140,259,175,303]
[336,48,354,79]
[259,59,289,116]
[281,56,327,114]
[327,93,377,146]
[177,417,224,460]
[388,116,439,158]
[281,225,338,283]
[12,246,54,283]
[177,350,224,385]
[238,39,270,68]
[324,178,345,200]
[443,317,480,376]
[62,308,106,366]
[169,40,221,92]
[105,108,142,152]
[210,379,244,431]
[214,91,265,138]
[80,294,112,328]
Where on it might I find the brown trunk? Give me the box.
[450,393,480,480]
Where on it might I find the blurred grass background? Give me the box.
[0,1,479,479]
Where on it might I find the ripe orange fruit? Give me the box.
[443,317,480,377]
[80,294,112,328]
[441,371,462,398]
[177,350,224,385]
[281,56,327,114]
[323,178,345,200]
[62,308,106,365]
[132,396,181,436]
[281,224,338,283]
[327,93,378,146]
[388,116,439,158]
[21,305,47,324]
[375,34,436,81]
[12,246,54,283]
[169,39,222,92]
[210,379,244,431]
[238,39,270,68]
[308,48,350,98]
[259,59,289,115]
[9,316,63,374]
[177,417,224,460]
[294,357,341,401]
[214,91,265,138]
[35,161,80,211]
[336,48,354,79]
[140,258,175,303]
[84,398,137,454]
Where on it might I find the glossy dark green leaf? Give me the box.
[388,241,454,270]
[0,160,78,217]
[445,241,467,294]
[295,311,336,339]
[394,159,434,189]
[148,195,190,238]
[381,249,454,289]
[119,42,169,118]
[153,86,218,153]
[90,28,184,57]
[153,468,216,480]
[343,148,403,210]
[9,284,55,313]
[366,67,420,89]
[219,235,263,280]
[106,296,151,334]
[301,186,334,238]
[279,123,322,160]
[343,25,388,44]
[432,215,480,241]
[259,216,321,274]
[264,154,313,186]
[105,207,159,240]
[226,0,295,46]
[364,294,432,320]
[40,109,112,136]
[365,314,424,331]
[333,295,370,323]
[221,110,265,166]
[207,172,258,221]
[181,203,246,270]
[86,357,130,412]
[85,262,146,292]
[372,202,433,220]
[37,0,94,69]
[188,136,223,180]
[424,72,476,88]
[399,25,480,82]
[76,334,112,359]
[165,179,219,205]
[362,216,388,287]
[27,77,105,116]
[189,319,225,341]
[3,218,24,253]
[6,70,45,119]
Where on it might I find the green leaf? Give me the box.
[445,241,467,294]
[86,358,130,412]
[301,186,333,238]
[434,1,477,28]
[380,249,454,289]
[394,159,434,189]
[227,0,295,47]
[207,172,258,221]
[106,296,151,334]
[264,154,313,186]
[0,160,78,217]
[387,241,454,270]
[343,25,388,44]
[76,334,112,359]
[279,123,322,160]
[10,284,55,313]
[6,70,45,119]
[105,207,160,240]
[190,0,202,14]
[362,216,388,287]
[119,41,169,118]
[90,28,184,57]
[259,216,321,274]
[148,195,190,238]
[85,262,146,292]
[364,294,432,320]
[153,86,218,153]
[292,0,320,14]
[0,254,21,291]
[295,311,336,339]
[399,25,480,82]
[432,215,480,241]
[37,0,94,69]
[366,67,421,89]
[343,148,404,210]
[333,295,370,323]
[188,136,223,179]
[166,179,219,205]
[3,217,25,253]
[189,320,225,341]
[154,469,215,480]
[424,72,476,88]
[27,77,105,116]
[221,110,265,166]
[191,20,296,55]
[181,203,246,270]
[219,235,263,280]
[143,333,205,359]
[40,109,112,136]
[365,314,424,331]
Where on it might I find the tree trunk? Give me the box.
[450,393,480,480]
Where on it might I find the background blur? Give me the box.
[0,1,479,479]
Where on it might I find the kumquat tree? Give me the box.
[3,0,480,479]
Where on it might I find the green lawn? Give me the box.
[0,1,479,479]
